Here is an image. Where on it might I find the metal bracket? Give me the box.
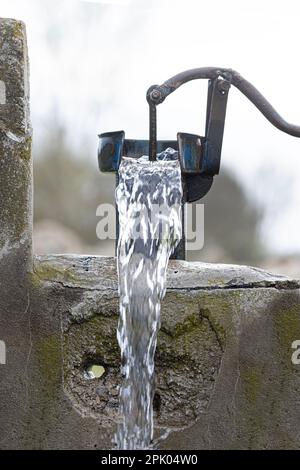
[203,78,230,175]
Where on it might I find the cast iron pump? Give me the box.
[98,67,300,259]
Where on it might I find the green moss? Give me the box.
[193,292,233,346]
[36,334,61,395]
[0,139,32,242]
[32,262,77,285]
[273,307,300,358]
[235,365,265,448]
[19,136,32,161]
[172,312,201,337]
[199,307,226,348]
[13,21,24,40]
[243,366,260,403]
[29,333,62,448]
[166,291,232,349]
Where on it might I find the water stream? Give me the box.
[115,149,183,449]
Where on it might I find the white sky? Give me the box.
[1,0,300,254]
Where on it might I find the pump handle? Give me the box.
[147,67,300,161]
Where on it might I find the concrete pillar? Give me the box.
[0,18,32,267]
[0,18,32,447]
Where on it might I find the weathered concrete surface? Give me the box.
[5,254,294,450]
[0,18,32,449]
[0,18,32,284]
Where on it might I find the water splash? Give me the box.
[115,149,183,449]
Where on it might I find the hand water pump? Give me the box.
[98,67,300,259]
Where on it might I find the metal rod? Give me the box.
[149,103,157,161]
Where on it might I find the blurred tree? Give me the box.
[188,171,264,264]
[33,125,115,245]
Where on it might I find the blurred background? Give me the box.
[1,0,300,275]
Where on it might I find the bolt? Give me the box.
[150,89,162,103]
[218,80,230,94]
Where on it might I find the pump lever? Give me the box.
[147,67,300,161]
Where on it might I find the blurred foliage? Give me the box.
[34,126,115,245]
[34,125,264,263]
[188,172,264,264]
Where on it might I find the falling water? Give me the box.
[115,149,183,450]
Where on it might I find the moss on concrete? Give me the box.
[19,135,32,161]
[171,312,201,337]
[32,262,77,285]
[199,307,227,349]
[243,366,261,403]
[274,306,300,357]
[36,333,61,397]
[12,20,25,40]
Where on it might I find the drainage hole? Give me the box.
[83,364,106,380]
